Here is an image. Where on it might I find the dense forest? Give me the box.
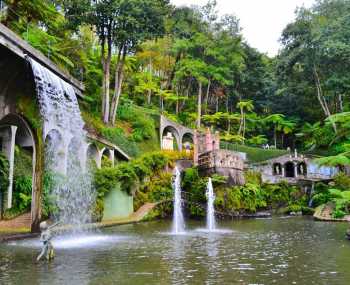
[1,0,350,165]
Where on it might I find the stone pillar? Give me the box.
[282,165,285,177]
[214,131,220,151]
[111,150,115,167]
[294,162,298,178]
[2,126,18,209]
[97,150,103,169]
[205,128,212,152]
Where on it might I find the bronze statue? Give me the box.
[36,221,60,262]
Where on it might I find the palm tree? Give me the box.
[263,114,295,148]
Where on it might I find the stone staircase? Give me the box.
[130,203,157,221]
[99,203,158,228]
[0,212,31,230]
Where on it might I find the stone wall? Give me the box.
[198,149,245,185]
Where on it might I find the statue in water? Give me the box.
[36,221,60,262]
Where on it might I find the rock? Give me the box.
[290,211,302,216]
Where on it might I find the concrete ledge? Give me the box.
[87,133,130,161]
[0,23,84,97]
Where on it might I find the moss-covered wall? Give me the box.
[103,183,133,220]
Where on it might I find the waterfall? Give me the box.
[206,178,216,231]
[172,167,185,234]
[29,58,95,228]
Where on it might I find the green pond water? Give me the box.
[0,217,350,285]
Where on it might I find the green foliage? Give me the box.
[181,168,305,216]
[182,167,207,217]
[14,146,32,177]
[12,175,32,211]
[220,142,288,163]
[0,153,9,193]
[94,151,189,203]
[333,172,350,190]
[117,103,155,142]
[311,180,350,218]
[41,171,57,219]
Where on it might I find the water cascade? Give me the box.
[29,58,95,228]
[172,167,185,234]
[206,178,216,231]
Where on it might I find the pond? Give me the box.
[0,217,350,285]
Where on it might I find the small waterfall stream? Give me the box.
[172,167,185,234]
[206,178,216,232]
[29,58,95,228]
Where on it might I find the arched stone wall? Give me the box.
[297,162,307,176]
[272,163,282,176]
[284,161,295,178]
[160,115,194,151]
[162,126,180,150]
[0,113,41,231]
[86,143,100,169]
[182,132,194,151]
[100,147,114,168]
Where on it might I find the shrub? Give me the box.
[0,153,9,193]
[332,208,346,219]
[118,103,155,141]
[333,172,350,191]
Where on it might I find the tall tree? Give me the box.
[109,0,169,125]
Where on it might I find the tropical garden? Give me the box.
[1,0,350,220]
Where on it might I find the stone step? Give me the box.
[0,212,31,229]
[131,203,157,221]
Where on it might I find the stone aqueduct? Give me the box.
[0,23,128,231]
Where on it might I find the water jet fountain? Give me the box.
[172,167,185,234]
[206,178,216,232]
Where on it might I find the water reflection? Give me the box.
[1,218,350,284]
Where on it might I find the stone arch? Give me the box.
[272,163,282,176]
[100,147,114,168]
[284,161,295,178]
[161,126,181,150]
[0,113,37,227]
[182,132,194,151]
[86,143,100,169]
[297,162,307,176]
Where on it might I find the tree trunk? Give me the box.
[274,125,277,148]
[147,58,153,105]
[180,78,192,112]
[313,66,337,133]
[101,39,112,124]
[204,79,211,114]
[176,88,179,115]
[242,114,246,144]
[147,90,152,105]
[197,81,202,129]
[238,107,244,136]
[338,94,343,112]
[110,50,126,125]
